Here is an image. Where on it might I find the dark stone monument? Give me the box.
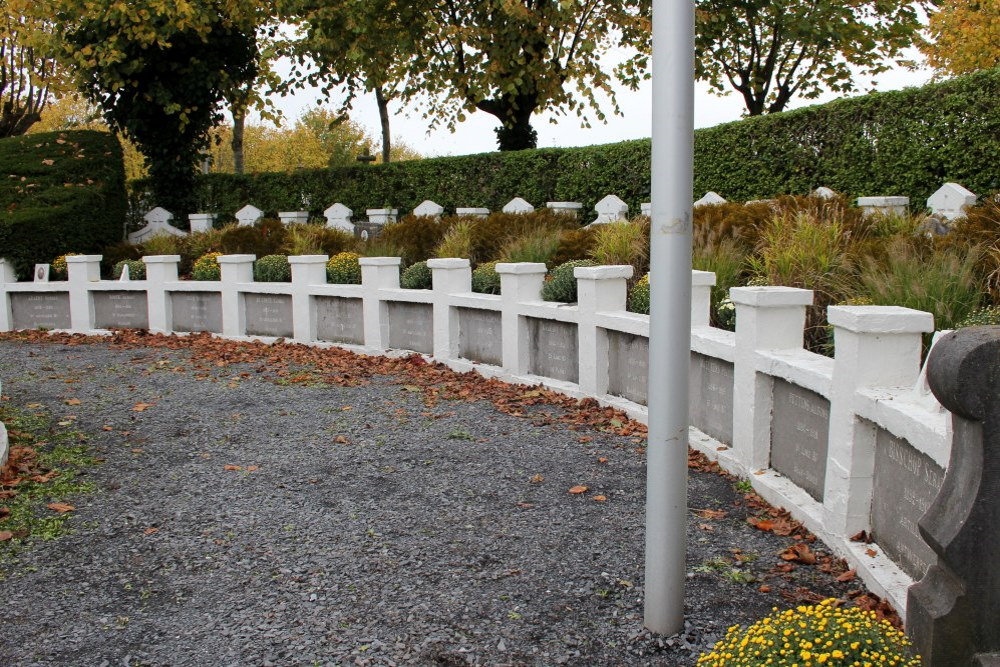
[93,291,149,329]
[316,296,364,345]
[387,302,433,354]
[170,292,222,333]
[457,308,502,366]
[607,331,649,404]
[769,378,830,501]
[690,353,735,446]
[870,426,944,580]
[527,318,578,383]
[10,293,71,330]
[244,294,293,338]
[908,326,1000,666]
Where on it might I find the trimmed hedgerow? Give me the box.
[1,130,126,278]
[254,254,291,283]
[129,69,1000,223]
[400,260,433,290]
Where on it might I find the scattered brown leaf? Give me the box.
[694,508,727,520]
[592,495,607,502]
[223,465,243,471]
[47,502,74,513]
[132,402,154,412]
[529,474,544,484]
[568,485,589,495]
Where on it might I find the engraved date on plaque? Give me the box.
[10,293,71,330]
[93,291,149,329]
[245,294,293,338]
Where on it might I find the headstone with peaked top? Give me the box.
[324,203,354,232]
[502,197,534,214]
[592,195,629,225]
[413,200,445,218]
[235,204,264,227]
[694,192,727,207]
[641,202,651,217]
[927,183,976,221]
[812,187,837,199]
[128,207,187,244]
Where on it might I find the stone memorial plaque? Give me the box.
[170,292,222,333]
[93,291,149,329]
[316,296,364,345]
[527,318,578,383]
[607,330,649,404]
[457,308,502,366]
[870,426,944,580]
[245,293,293,338]
[10,293,71,330]
[770,379,830,501]
[387,302,433,354]
[690,353,735,446]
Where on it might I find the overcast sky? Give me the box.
[259,45,936,159]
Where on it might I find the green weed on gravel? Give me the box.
[0,405,99,572]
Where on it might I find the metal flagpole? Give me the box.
[644,0,695,635]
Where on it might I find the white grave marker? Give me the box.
[812,187,837,199]
[641,202,651,216]
[927,183,976,221]
[235,204,264,227]
[693,191,727,207]
[279,211,310,226]
[128,207,187,244]
[592,195,629,225]
[502,197,534,214]
[546,201,584,218]
[324,203,354,232]
[456,207,490,218]
[413,200,445,218]
[189,213,216,233]
[366,209,398,225]
[857,196,909,217]
[119,264,130,281]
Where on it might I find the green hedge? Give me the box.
[1,130,127,278]
[128,68,1000,226]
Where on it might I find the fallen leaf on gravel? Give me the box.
[131,448,143,454]
[865,548,878,558]
[144,527,159,535]
[102,425,113,431]
[132,402,154,412]
[568,485,589,494]
[47,502,74,513]
[0,531,12,541]
[577,436,593,443]
[748,517,775,532]
[774,562,797,573]
[341,406,352,411]
[246,465,259,472]
[65,398,81,405]
[597,457,608,463]
[694,508,727,520]
[759,585,771,593]
[530,474,544,484]
[698,523,714,532]
[224,465,243,471]
[26,403,42,409]
[517,503,534,509]
[837,569,857,582]
[779,543,816,565]
[592,495,607,502]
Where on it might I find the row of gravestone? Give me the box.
[128,182,980,244]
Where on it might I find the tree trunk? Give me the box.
[478,94,538,151]
[375,86,391,164]
[232,107,246,174]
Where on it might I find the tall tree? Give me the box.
[285,0,651,152]
[0,1,67,136]
[922,0,1000,75]
[51,0,261,214]
[695,0,928,116]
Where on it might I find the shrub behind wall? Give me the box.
[1,130,127,278]
[127,68,1000,228]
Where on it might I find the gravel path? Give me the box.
[0,336,862,666]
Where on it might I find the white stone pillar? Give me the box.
[823,305,934,536]
[289,255,329,344]
[66,255,101,333]
[218,255,255,337]
[143,255,180,334]
[575,265,632,395]
[496,262,546,375]
[691,270,717,328]
[0,259,16,331]
[731,286,814,471]
[428,258,472,361]
[359,257,401,351]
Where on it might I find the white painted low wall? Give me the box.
[0,253,952,617]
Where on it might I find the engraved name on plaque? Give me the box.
[10,293,71,330]
[387,302,433,354]
[316,296,364,345]
[870,426,945,579]
[527,318,578,383]
[244,294,294,338]
[170,292,223,333]
[457,308,502,366]
[770,378,831,501]
[93,291,149,329]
